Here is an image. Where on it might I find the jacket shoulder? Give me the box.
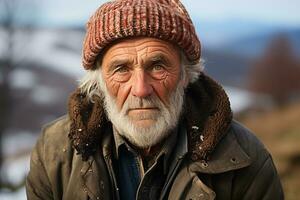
[228,122,284,199]
[26,115,74,199]
[184,120,283,199]
[41,115,71,147]
[229,120,269,161]
[35,115,74,165]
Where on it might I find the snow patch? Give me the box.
[0,187,26,200]
[0,30,7,58]
[1,156,30,186]
[9,69,37,90]
[25,29,85,78]
[2,131,37,157]
[30,85,60,104]
[225,86,254,113]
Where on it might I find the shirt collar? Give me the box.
[112,126,180,173]
[112,126,126,159]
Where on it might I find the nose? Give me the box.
[132,70,153,98]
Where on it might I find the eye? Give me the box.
[152,64,164,71]
[149,59,167,72]
[114,65,129,74]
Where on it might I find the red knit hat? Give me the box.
[82,0,201,70]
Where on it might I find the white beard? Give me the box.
[98,76,185,148]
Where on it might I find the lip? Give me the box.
[127,108,159,113]
[128,107,158,111]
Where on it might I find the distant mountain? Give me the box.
[199,23,300,87]
[219,28,300,58]
[202,49,251,87]
[194,19,283,48]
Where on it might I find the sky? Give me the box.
[32,0,300,27]
[184,0,300,25]
[0,0,299,48]
[1,0,300,27]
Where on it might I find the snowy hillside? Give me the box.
[0,28,85,78]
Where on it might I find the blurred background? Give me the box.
[0,0,299,199]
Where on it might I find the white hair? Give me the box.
[79,54,205,102]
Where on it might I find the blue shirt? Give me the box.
[113,128,178,200]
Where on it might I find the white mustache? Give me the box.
[122,95,163,114]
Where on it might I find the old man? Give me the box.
[26,0,283,199]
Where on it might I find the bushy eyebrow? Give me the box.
[105,52,172,72]
[107,58,130,72]
[144,53,171,67]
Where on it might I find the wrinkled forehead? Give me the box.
[97,37,181,67]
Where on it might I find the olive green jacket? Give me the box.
[26,75,284,200]
[26,117,283,200]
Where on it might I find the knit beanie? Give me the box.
[82,0,201,70]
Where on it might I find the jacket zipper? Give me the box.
[159,158,184,200]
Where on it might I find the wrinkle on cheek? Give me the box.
[106,76,120,96]
[163,72,180,89]
[117,84,132,108]
[106,75,132,109]
[154,76,178,105]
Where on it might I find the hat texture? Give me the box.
[82,0,201,69]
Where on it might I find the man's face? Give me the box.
[100,37,185,147]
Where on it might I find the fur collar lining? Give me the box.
[68,74,232,161]
[184,74,232,161]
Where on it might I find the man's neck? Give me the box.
[136,140,164,158]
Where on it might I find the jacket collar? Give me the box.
[183,74,233,161]
[68,74,233,162]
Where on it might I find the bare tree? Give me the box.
[248,34,300,106]
[0,0,37,189]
